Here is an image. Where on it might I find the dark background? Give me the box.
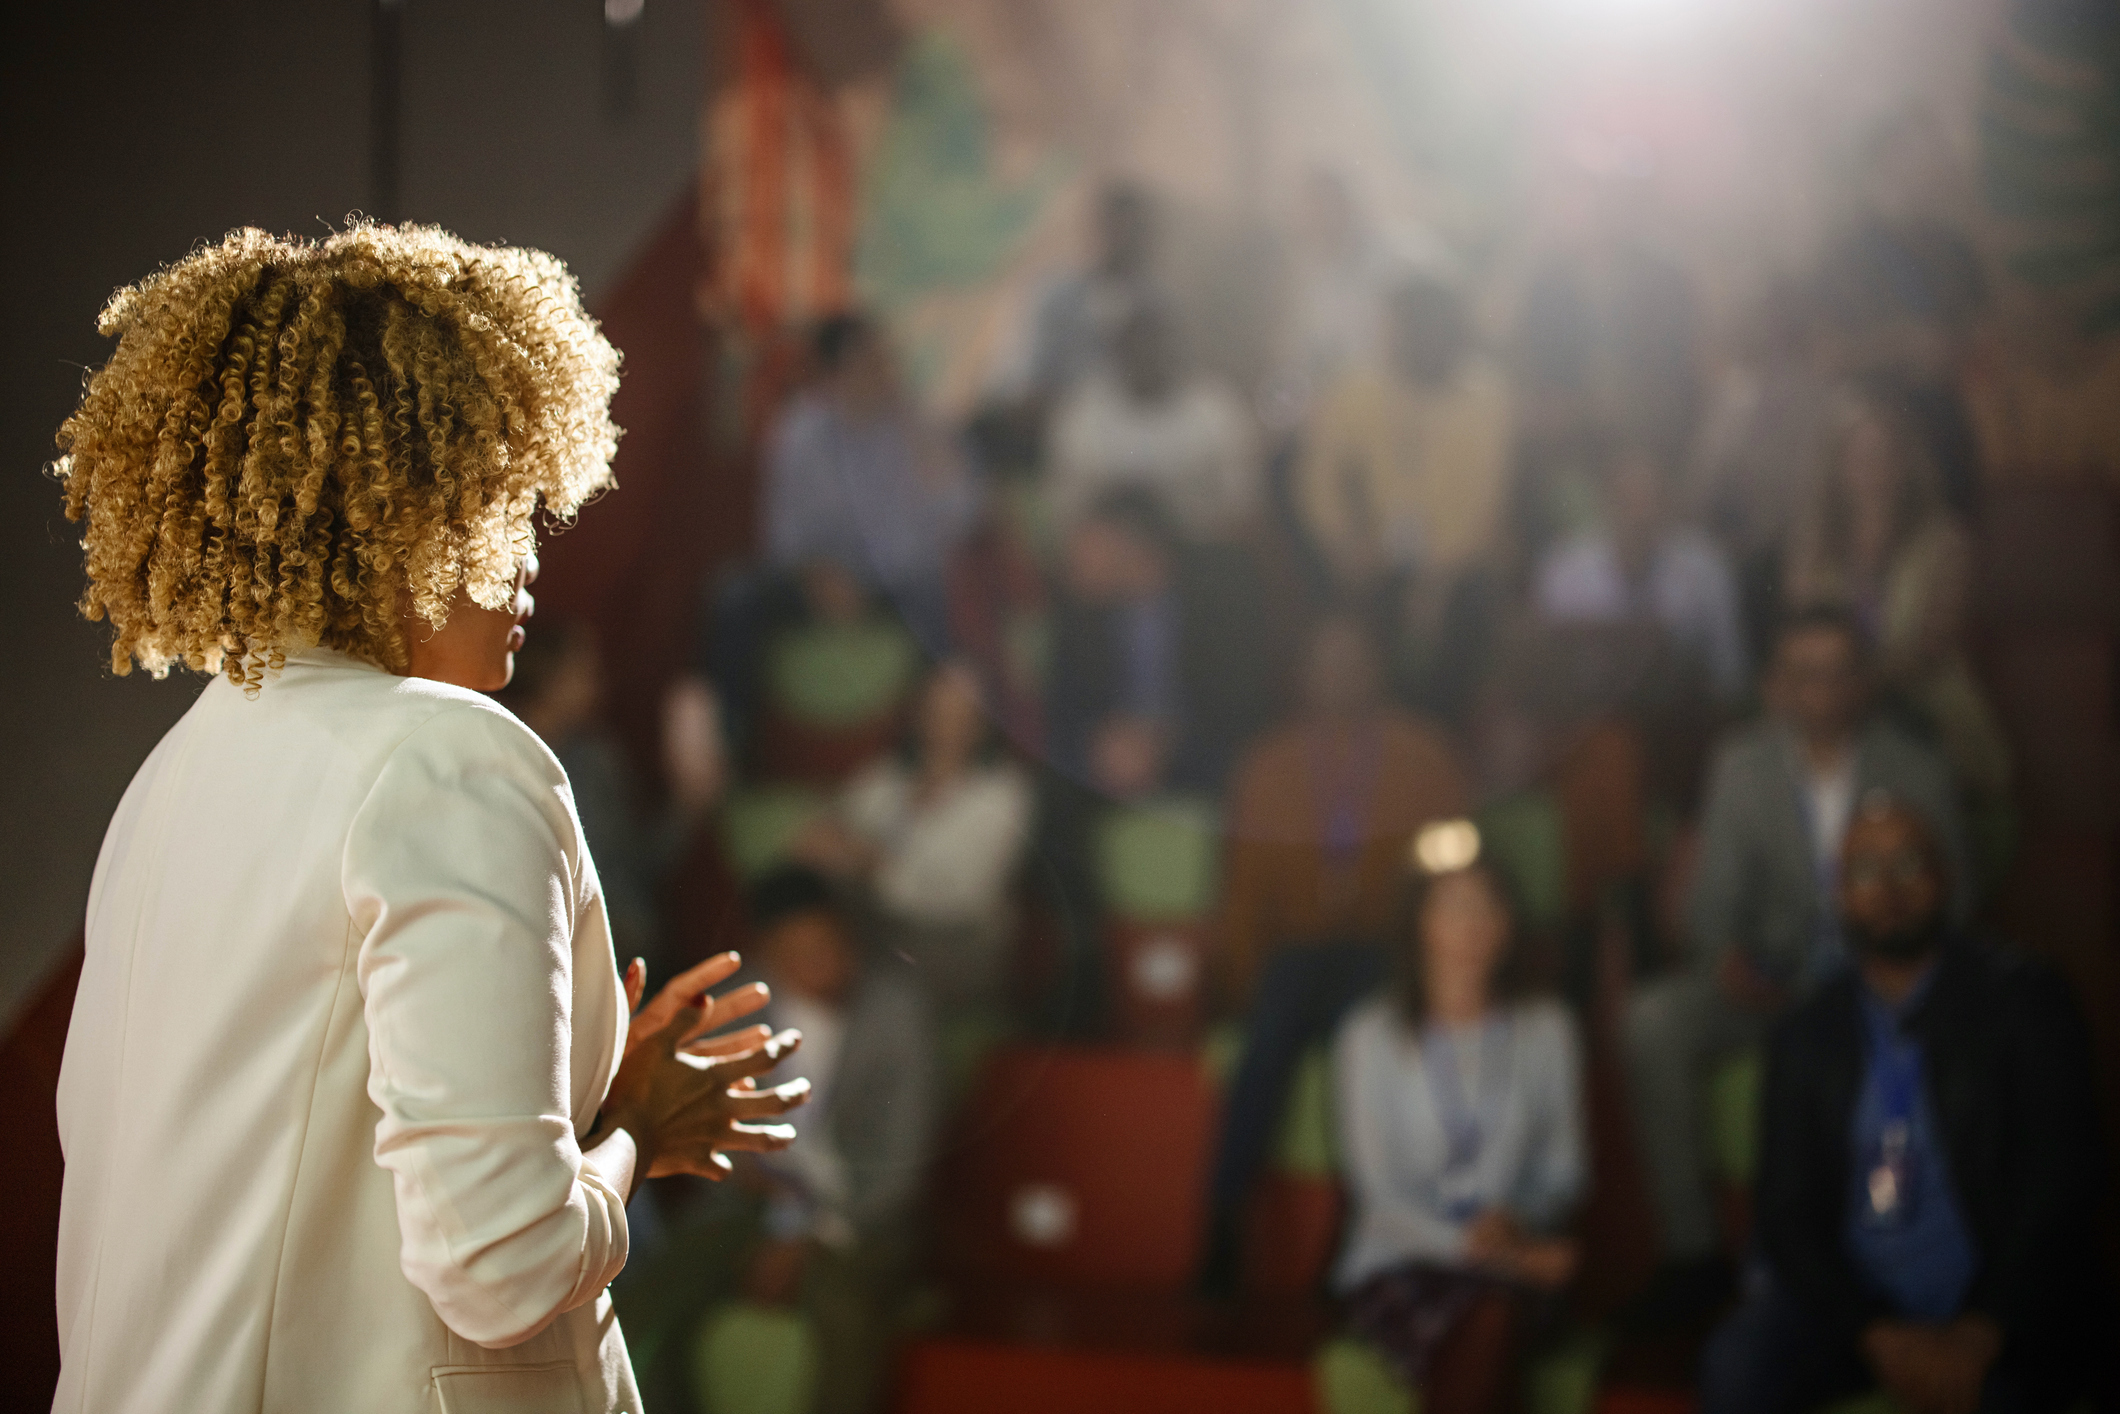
[0,0,705,1028]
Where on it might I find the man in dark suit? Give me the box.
[1626,606,1969,1272]
[1703,796,2100,1414]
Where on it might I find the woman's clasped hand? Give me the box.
[592,951,810,1192]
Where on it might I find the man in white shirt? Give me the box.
[1047,299,1261,546]
[1533,444,1749,701]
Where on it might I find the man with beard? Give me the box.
[1702,796,2102,1414]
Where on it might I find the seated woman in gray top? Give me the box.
[1333,820,1586,1414]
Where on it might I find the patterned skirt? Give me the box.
[1344,1261,1513,1384]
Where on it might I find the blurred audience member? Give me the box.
[497,621,726,979]
[794,662,1034,1014]
[1625,607,1967,1273]
[1515,166,1703,478]
[1788,385,2011,838]
[1965,288,2120,483]
[1045,491,1199,799]
[1294,277,1511,661]
[747,866,939,1414]
[1702,798,2100,1414]
[1336,828,1584,1414]
[1219,616,1473,1008]
[762,312,978,651]
[1048,297,1261,545]
[1686,282,1835,663]
[1814,114,1989,516]
[1533,444,1749,700]
[1012,180,1163,410]
[1267,168,1451,428]
[1202,615,1469,1289]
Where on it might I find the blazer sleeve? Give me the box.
[345,705,629,1349]
[1686,740,1753,975]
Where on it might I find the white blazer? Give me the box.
[54,649,641,1413]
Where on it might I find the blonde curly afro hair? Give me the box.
[54,222,620,687]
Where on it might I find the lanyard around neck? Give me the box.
[1861,991,1925,1129]
[1423,1017,1504,1174]
[1311,725,1384,865]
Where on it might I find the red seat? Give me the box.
[939,1046,1216,1290]
[895,1339,1314,1414]
[1241,1174,1343,1298]
[1105,918,1213,1048]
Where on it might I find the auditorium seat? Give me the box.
[1243,1175,1342,1300]
[938,1044,1217,1289]
[690,1302,817,1414]
[907,1037,1658,1414]
[1707,1049,1762,1250]
[1095,797,1222,1047]
[754,617,917,785]
[717,784,827,880]
[897,1339,1315,1414]
[1240,1043,1342,1298]
[1316,1329,1608,1414]
[1476,790,1569,934]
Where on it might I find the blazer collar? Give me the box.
[281,644,393,676]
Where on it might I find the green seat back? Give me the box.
[766,619,918,727]
[1202,1021,1245,1089]
[1523,1330,1607,1414]
[1315,1338,1414,1414]
[1708,1048,1764,1185]
[1095,796,1221,922]
[690,1302,817,1414]
[1316,1330,1605,1414]
[1203,1034,1339,1178]
[719,787,827,880]
[1476,791,1567,933]
[1274,1045,1339,1177]
[937,1006,1012,1103]
[1815,1397,1902,1414]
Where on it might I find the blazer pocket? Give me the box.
[431,1362,586,1414]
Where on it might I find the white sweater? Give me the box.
[838,760,1032,931]
[1331,996,1585,1291]
[55,649,638,1413]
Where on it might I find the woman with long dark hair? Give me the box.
[1333,820,1585,1414]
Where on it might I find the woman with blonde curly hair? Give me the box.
[50,224,806,1414]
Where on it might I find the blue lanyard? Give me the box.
[1310,726,1383,866]
[1424,1019,1502,1174]
[1858,983,1931,1226]
[1860,990,1925,1128]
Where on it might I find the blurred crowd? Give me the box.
[502,167,2106,1414]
